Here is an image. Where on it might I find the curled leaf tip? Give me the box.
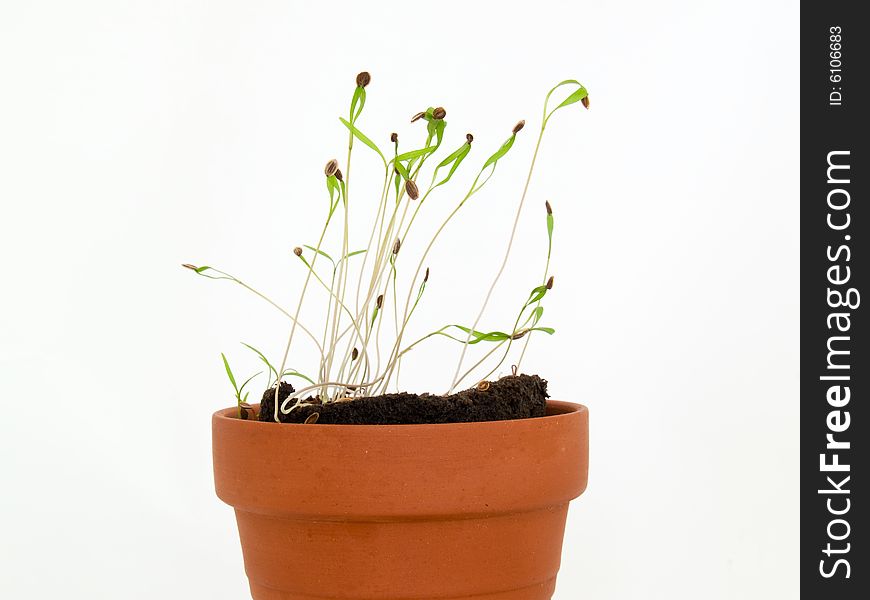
[581,95,590,109]
[355,71,371,88]
[546,275,555,290]
[405,179,420,200]
[390,132,398,143]
[545,200,552,215]
[324,158,339,177]
[466,133,474,143]
[512,120,526,134]
[411,111,425,123]
[433,106,446,120]
[293,247,303,257]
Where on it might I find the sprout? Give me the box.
[185,72,590,412]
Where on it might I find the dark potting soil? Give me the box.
[256,374,548,425]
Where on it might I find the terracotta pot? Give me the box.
[213,400,588,600]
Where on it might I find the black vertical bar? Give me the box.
[802,4,866,597]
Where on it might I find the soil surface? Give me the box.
[256,375,548,424]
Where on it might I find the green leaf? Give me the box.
[436,325,512,344]
[531,306,544,326]
[531,326,555,335]
[304,245,335,266]
[339,118,386,166]
[343,249,367,260]
[546,213,554,243]
[350,87,366,123]
[394,161,410,181]
[239,371,262,394]
[241,343,278,380]
[221,353,239,395]
[195,265,211,274]
[544,80,588,121]
[394,145,439,163]
[525,284,548,306]
[431,142,471,188]
[482,134,516,170]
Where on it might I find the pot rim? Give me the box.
[213,399,585,428]
[213,399,588,518]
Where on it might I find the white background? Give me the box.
[0,1,799,598]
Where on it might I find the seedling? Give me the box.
[185,73,589,421]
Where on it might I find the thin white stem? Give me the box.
[208,269,324,357]
[448,125,548,393]
[274,205,336,421]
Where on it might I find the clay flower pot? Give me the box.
[213,400,589,600]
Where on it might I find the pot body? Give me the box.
[213,401,588,600]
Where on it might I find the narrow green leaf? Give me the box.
[544,80,588,121]
[195,266,211,274]
[394,161,410,180]
[526,285,548,306]
[339,118,386,165]
[304,245,335,265]
[221,353,239,395]
[241,343,278,379]
[445,325,511,344]
[431,142,471,188]
[531,326,555,335]
[350,87,366,123]
[482,134,516,170]
[394,145,439,163]
[239,371,262,394]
